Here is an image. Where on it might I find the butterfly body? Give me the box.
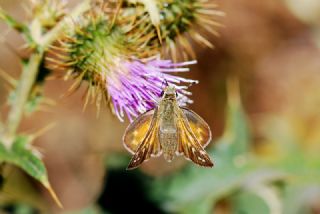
[123,86,213,170]
[158,88,178,162]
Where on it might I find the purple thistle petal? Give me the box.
[105,58,197,122]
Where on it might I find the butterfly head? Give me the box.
[160,86,178,100]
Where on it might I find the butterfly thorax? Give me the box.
[158,98,178,162]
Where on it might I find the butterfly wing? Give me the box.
[123,109,155,154]
[181,108,212,148]
[176,107,214,167]
[126,108,162,170]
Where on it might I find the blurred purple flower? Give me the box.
[105,58,198,122]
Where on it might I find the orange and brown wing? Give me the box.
[123,109,155,154]
[126,108,162,170]
[181,108,212,148]
[176,108,213,167]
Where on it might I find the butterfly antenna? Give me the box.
[188,80,199,87]
[160,79,169,90]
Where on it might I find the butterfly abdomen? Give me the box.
[159,99,178,162]
[160,131,178,162]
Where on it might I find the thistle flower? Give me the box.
[46,6,198,121]
[105,58,197,122]
[49,51,197,122]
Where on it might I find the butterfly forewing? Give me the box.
[181,108,212,148]
[123,109,155,154]
[126,108,162,170]
[176,107,214,167]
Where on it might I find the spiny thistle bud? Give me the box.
[121,0,224,60]
[159,0,224,59]
[47,5,197,121]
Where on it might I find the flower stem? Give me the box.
[4,51,43,140]
[2,0,91,146]
[40,0,91,47]
[0,7,33,43]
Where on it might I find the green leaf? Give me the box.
[149,151,255,213]
[282,184,319,214]
[105,153,131,169]
[178,197,214,214]
[0,136,61,207]
[0,165,48,211]
[222,77,251,157]
[231,191,270,214]
[13,203,37,214]
[0,136,44,181]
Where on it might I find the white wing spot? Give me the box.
[200,150,206,155]
[192,147,196,153]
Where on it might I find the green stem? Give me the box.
[0,113,3,133]
[0,7,33,43]
[40,0,91,47]
[2,0,91,146]
[4,51,43,140]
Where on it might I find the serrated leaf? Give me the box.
[0,136,44,181]
[0,136,62,207]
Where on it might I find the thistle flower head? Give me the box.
[46,6,198,121]
[105,58,197,121]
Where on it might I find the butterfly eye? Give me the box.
[160,91,164,97]
[176,91,178,97]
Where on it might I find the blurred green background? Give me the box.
[1,0,320,213]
